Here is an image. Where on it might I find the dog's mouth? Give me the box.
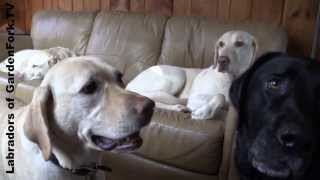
[217,63,229,72]
[252,159,291,179]
[91,132,143,152]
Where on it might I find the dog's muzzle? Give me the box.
[91,96,155,152]
[217,56,230,72]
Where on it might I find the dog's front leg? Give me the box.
[191,94,226,120]
[155,102,190,112]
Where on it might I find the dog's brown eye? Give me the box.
[218,41,225,47]
[81,80,98,94]
[234,41,244,47]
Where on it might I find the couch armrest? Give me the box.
[0,71,40,103]
[136,108,225,175]
[0,33,33,60]
[219,105,239,180]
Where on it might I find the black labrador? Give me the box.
[230,52,320,180]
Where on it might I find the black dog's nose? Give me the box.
[217,56,230,65]
[278,131,298,148]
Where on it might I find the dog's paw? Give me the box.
[191,106,214,120]
[173,105,191,113]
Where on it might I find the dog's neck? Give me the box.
[48,152,111,176]
[48,125,112,177]
[49,126,103,171]
[18,112,108,177]
[209,65,236,79]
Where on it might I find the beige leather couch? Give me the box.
[0,10,287,180]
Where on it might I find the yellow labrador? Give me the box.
[0,47,77,81]
[126,31,257,120]
[0,56,154,180]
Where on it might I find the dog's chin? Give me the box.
[90,132,143,153]
[252,159,291,179]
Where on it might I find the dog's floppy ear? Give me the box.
[24,86,52,160]
[48,57,58,67]
[230,52,283,110]
[249,37,259,65]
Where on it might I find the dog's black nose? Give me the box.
[133,97,155,126]
[278,131,298,148]
[217,56,230,65]
[137,98,155,114]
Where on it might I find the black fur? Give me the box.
[230,52,320,180]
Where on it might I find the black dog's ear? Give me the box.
[229,52,284,110]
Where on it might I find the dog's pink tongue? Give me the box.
[92,136,117,150]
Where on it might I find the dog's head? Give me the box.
[214,31,258,77]
[45,47,77,67]
[230,52,320,180]
[21,47,76,81]
[23,56,154,161]
[14,51,52,81]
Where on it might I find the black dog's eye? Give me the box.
[218,41,225,47]
[267,79,281,90]
[81,80,98,94]
[234,41,244,47]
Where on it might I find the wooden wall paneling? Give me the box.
[51,0,59,9]
[25,0,44,32]
[173,0,191,16]
[283,0,319,56]
[145,0,173,16]
[0,0,27,33]
[73,0,84,11]
[24,0,32,33]
[130,0,145,13]
[84,0,100,11]
[110,0,130,11]
[252,0,284,25]
[190,0,218,18]
[0,1,5,27]
[229,0,252,21]
[218,0,231,20]
[31,0,44,14]
[14,0,27,33]
[43,0,52,9]
[58,0,72,11]
[100,0,110,10]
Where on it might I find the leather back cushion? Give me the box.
[86,11,167,84]
[31,10,96,55]
[159,16,288,68]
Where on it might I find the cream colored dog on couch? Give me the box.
[0,47,76,81]
[0,56,154,180]
[126,31,258,120]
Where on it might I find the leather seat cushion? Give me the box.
[136,109,225,175]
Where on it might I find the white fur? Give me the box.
[126,31,258,120]
[0,47,76,81]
